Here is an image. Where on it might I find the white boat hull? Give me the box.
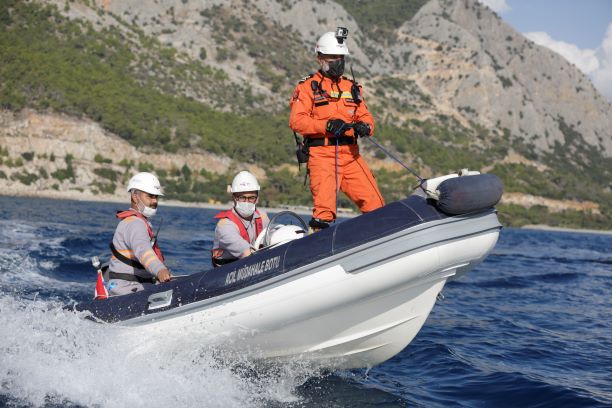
[129,228,499,369]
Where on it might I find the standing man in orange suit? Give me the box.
[289,27,385,230]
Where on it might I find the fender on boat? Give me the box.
[436,173,503,215]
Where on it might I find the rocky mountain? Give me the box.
[396,0,611,155]
[0,0,610,228]
[41,0,610,155]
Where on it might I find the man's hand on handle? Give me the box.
[156,268,172,283]
[326,119,347,137]
[353,122,371,138]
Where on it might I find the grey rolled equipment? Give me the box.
[435,173,503,215]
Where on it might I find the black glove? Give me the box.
[326,119,347,137]
[353,122,371,138]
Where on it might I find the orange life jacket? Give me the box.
[214,209,263,243]
[211,209,263,267]
[115,209,165,263]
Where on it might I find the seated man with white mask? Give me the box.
[211,171,269,267]
[106,172,172,296]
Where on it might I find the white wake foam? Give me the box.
[0,295,317,407]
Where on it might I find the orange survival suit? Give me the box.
[289,70,385,225]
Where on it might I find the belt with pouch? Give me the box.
[305,136,357,147]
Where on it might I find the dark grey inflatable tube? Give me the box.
[436,174,503,215]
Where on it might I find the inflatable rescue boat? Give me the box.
[70,171,503,369]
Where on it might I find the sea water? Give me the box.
[0,196,610,407]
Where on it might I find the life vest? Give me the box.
[211,209,263,267]
[111,209,165,268]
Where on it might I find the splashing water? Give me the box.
[0,294,324,407]
[0,208,322,407]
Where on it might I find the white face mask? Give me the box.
[141,206,157,218]
[136,195,158,218]
[235,201,256,218]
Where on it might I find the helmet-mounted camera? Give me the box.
[335,27,348,44]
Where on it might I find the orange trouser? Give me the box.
[308,144,385,222]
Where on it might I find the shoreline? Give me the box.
[0,191,321,217]
[2,192,610,234]
[519,224,612,235]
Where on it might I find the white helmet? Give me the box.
[127,172,164,196]
[229,171,260,193]
[269,224,307,247]
[315,31,350,55]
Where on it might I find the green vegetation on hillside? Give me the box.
[375,119,503,173]
[0,1,292,162]
[497,204,607,230]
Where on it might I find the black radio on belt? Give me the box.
[294,132,309,164]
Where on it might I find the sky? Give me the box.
[478,0,612,102]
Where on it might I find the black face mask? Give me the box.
[323,58,345,79]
